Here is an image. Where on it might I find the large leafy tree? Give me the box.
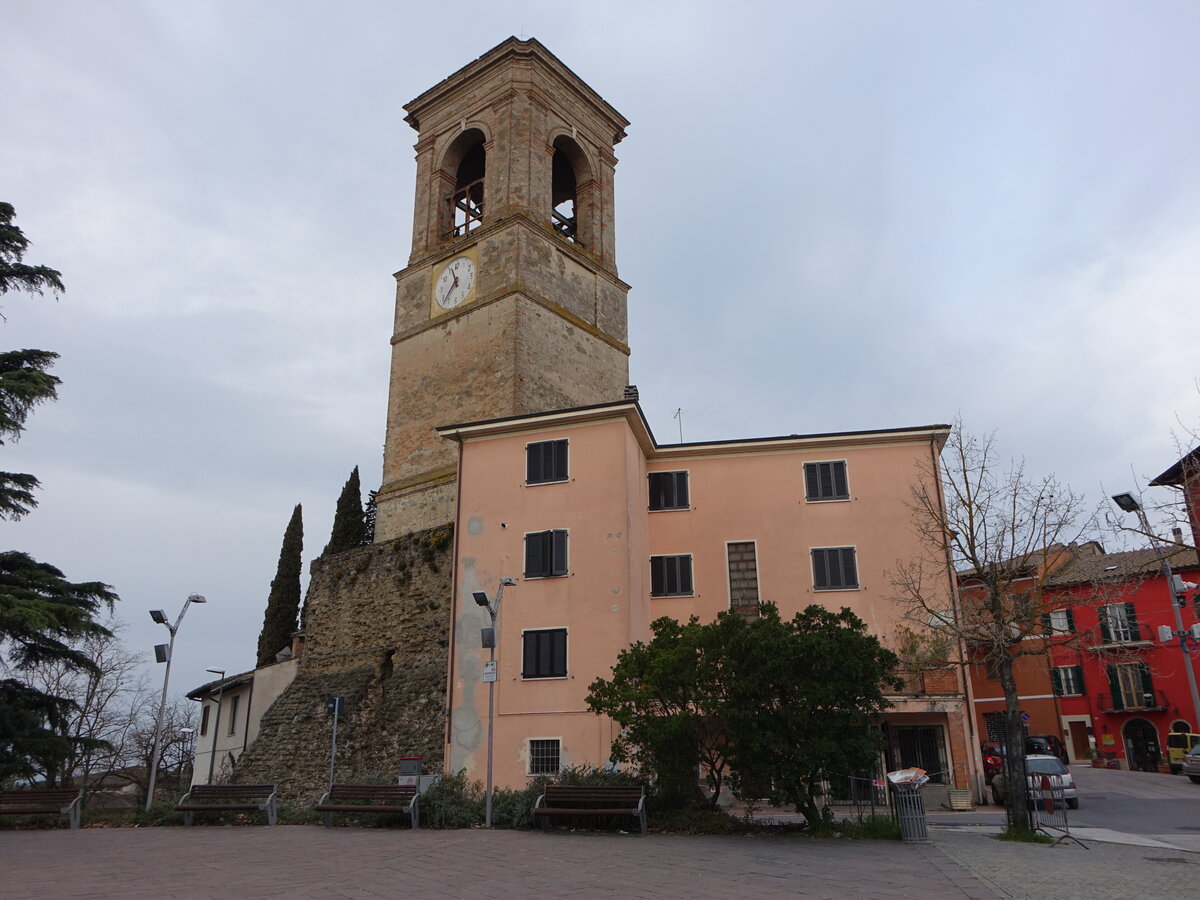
[322,466,367,556]
[257,504,303,666]
[588,603,900,825]
[0,204,117,784]
[586,616,734,808]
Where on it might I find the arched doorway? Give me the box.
[1171,719,1192,734]
[1123,718,1161,772]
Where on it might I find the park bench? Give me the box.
[175,784,278,826]
[315,783,420,828]
[0,788,83,829]
[532,784,647,834]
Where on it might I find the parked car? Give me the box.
[1025,734,1069,763]
[991,754,1079,809]
[1168,731,1200,775]
[1182,742,1200,783]
[981,742,1005,784]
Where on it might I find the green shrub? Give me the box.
[420,771,484,828]
[835,814,901,840]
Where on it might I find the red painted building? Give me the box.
[1045,546,1200,769]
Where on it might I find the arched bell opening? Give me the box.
[440,129,487,240]
[550,135,593,247]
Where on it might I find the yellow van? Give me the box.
[1167,732,1200,774]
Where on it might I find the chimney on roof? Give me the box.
[624,385,639,401]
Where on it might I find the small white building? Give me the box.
[186,656,298,786]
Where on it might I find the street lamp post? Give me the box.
[145,594,206,812]
[205,668,226,785]
[473,577,516,828]
[1111,493,1200,729]
[179,727,195,786]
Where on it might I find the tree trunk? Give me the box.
[997,650,1032,831]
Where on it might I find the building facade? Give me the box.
[438,402,976,799]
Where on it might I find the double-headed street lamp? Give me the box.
[473,577,516,828]
[145,593,206,811]
[1111,493,1200,728]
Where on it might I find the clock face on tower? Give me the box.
[434,255,475,310]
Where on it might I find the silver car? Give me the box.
[991,754,1079,809]
[1183,744,1200,783]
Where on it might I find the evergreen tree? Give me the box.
[256,504,303,666]
[0,203,117,781]
[363,489,378,545]
[322,466,367,556]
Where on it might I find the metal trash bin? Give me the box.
[893,783,929,843]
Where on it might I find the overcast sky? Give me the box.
[6,1,1199,697]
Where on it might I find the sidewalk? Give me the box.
[3,823,1198,899]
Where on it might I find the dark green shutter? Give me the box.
[1051,668,1063,696]
[1042,613,1052,634]
[524,532,545,577]
[1072,666,1085,695]
[1107,665,1124,710]
[674,472,689,508]
[650,557,664,596]
[1099,608,1112,643]
[551,530,568,576]
[1065,608,1076,633]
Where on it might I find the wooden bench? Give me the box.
[315,784,420,829]
[175,784,278,826]
[0,788,83,829]
[532,785,647,834]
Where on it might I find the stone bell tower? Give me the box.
[374,37,632,541]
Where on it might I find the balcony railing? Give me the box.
[1095,689,1168,713]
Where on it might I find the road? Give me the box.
[928,763,1200,852]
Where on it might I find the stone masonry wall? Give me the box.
[233,525,453,803]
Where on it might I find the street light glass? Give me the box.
[1111,493,1141,513]
[149,609,168,624]
[473,591,490,607]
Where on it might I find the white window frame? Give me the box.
[521,627,568,680]
[803,459,851,503]
[526,737,562,776]
[810,545,860,591]
[525,438,569,486]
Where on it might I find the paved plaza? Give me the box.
[3,824,1199,899]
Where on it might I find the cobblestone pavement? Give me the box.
[2,824,1197,899]
[933,828,1200,899]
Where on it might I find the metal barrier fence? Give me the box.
[1026,774,1070,836]
[818,773,892,822]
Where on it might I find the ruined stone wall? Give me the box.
[234,525,453,803]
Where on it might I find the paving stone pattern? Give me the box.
[7,823,1199,898]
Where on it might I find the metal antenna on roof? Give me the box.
[673,408,683,443]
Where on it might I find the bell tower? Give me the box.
[375,38,631,541]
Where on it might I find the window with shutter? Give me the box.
[524,530,568,578]
[811,547,859,590]
[526,440,568,485]
[804,461,850,502]
[650,555,693,596]
[1052,666,1084,696]
[648,471,689,510]
[522,629,567,678]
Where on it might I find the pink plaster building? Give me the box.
[438,400,977,799]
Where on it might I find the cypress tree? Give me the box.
[322,466,367,556]
[257,504,302,667]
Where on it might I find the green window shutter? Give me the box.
[1072,666,1085,695]
[1125,602,1141,641]
[1065,608,1076,633]
[1041,613,1052,634]
[1107,665,1123,710]
[1051,668,1063,696]
[1099,608,1112,643]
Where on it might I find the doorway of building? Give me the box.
[1123,718,1161,771]
[1067,720,1091,761]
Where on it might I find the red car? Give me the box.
[981,742,1005,783]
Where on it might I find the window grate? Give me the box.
[529,739,561,775]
